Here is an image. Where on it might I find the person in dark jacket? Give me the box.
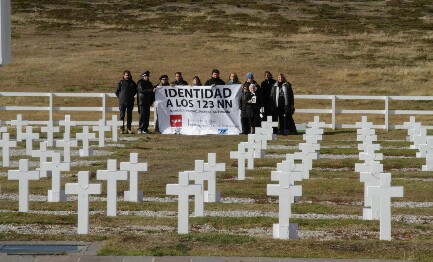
[191,76,202,86]
[204,69,226,86]
[171,72,188,86]
[246,84,261,134]
[270,73,297,135]
[115,70,137,134]
[260,71,276,122]
[136,70,154,134]
[239,84,249,134]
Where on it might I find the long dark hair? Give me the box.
[123,70,132,80]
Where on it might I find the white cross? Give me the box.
[42,152,70,202]
[120,153,147,202]
[402,116,417,141]
[59,115,76,139]
[32,141,54,175]
[357,128,376,137]
[407,122,422,142]
[240,139,262,170]
[106,115,122,142]
[92,119,111,147]
[247,133,264,159]
[367,173,403,241]
[417,136,433,158]
[76,126,95,157]
[307,116,327,129]
[166,172,203,234]
[41,121,59,147]
[411,127,427,150]
[22,126,40,155]
[283,154,309,180]
[65,171,102,234]
[355,157,383,173]
[0,133,16,167]
[97,159,128,216]
[186,159,217,204]
[421,137,433,171]
[10,114,28,142]
[0,120,7,134]
[359,145,383,163]
[253,128,272,151]
[55,133,78,163]
[203,153,225,202]
[8,159,40,212]
[267,169,302,239]
[230,143,254,180]
[360,168,385,221]
[355,116,374,130]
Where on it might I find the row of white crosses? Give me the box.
[267,116,326,240]
[8,152,147,234]
[355,116,404,241]
[403,116,433,171]
[0,114,123,167]
[229,116,277,180]
[166,153,225,234]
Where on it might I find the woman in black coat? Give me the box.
[270,73,297,135]
[115,70,137,134]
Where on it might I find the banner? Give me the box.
[155,85,242,135]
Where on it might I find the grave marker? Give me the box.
[107,115,122,142]
[187,159,218,203]
[42,152,70,202]
[65,171,102,234]
[230,143,254,180]
[367,173,403,241]
[0,133,16,167]
[8,159,40,212]
[32,141,54,176]
[59,115,76,139]
[203,153,225,202]
[97,159,128,216]
[41,121,59,147]
[92,119,111,147]
[76,126,95,157]
[55,133,78,163]
[10,114,28,142]
[166,172,203,234]
[22,126,39,155]
[120,153,147,202]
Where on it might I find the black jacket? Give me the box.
[115,79,137,106]
[204,78,226,86]
[260,78,276,109]
[137,79,154,106]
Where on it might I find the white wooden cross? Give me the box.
[22,126,40,155]
[10,114,28,142]
[260,116,277,140]
[41,121,59,147]
[417,135,433,158]
[76,126,95,157]
[59,115,76,139]
[360,164,385,220]
[97,159,128,216]
[0,133,16,167]
[411,127,427,150]
[407,122,422,143]
[0,120,7,134]
[267,168,302,239]
[355,116,374,130]
[284,154,309,180]
[92,119,111,147]
[42,152,70,202]
[253,128,271,153]
[367,172,403,241]
[32,141,54,176]
[65,171,102,234]
[359,144,383,163]
[106,115,122,142]
[230,143,254,180]
[307,116,327,130]
[55,133,78,163]
[120,153,147,202]
[246,133,264,160]
[422,137,433,171]
[402,116,417,141]
[203,153,225,202]
[166,171,203,234]
[358,143,380,154]
[186,159,218,204]
[8,159,40,212]
[355,159,383,174]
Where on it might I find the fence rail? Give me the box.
[1,92,433,129]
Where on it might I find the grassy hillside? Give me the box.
[1,0,432,95]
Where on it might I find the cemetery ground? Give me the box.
[0,127,432,261]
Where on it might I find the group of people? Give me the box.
[115,69,298,135]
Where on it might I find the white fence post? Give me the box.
[102,93,106,122]
[385,96,389,131]
[332,95,336,130]
[49,93,53,122]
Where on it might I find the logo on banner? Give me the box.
[170,115,182,127]
[218,128,228,134]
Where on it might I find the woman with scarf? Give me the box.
[270,73,298,135]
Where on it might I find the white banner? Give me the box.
[155,85,242,135]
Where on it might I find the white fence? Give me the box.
[1,92,433,130]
